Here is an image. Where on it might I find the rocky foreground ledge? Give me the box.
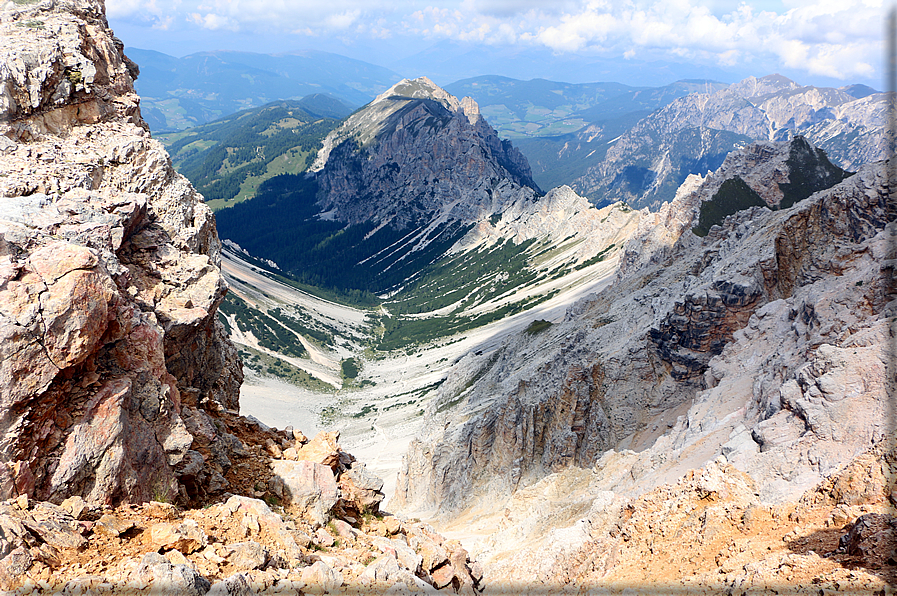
[0,420,482,595]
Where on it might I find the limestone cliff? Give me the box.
[0,0,241,506]
[395,138,891,550]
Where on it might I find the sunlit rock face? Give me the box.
[396,137,890,539]
[0,0,242,505]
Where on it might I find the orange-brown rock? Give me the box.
[0,0,242,507]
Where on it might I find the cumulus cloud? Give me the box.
[105,0,885,82]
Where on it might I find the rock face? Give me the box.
[0,0,242,505]
[311,76,539,230]
[571,74,889,210]
[395,138,891,573]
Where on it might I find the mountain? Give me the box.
[129,48,400,132]
[566,74,889,210]
[211,78,639,357]
[394,137,894,588]
[441,77,732,192]
[155,96,352,211]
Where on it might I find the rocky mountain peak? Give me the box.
[729,73,801,99]
[311,76,537,230]
[373,76,460,110]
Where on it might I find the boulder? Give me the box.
[94,514,134,537]
[150,520,207,554]
[338,462,385,515]
[224,541,268,571]
[137,552,211,596]
[270,460,338,525]
[207,572,253,596]
[294,431,343,470]
[300,560,343,594]
[360,553,401,585]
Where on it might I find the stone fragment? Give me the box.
[300,560,343,594]
[409,534,448,572]
[338,462,385,515]
[165,549,192,567]
[150,520,207,554]
[315,528,335,547]
[207,572,253,596]
[269,460,338,525]
[225,541,268,571]
[0,546,32,583]
[94,514,134,537]
[383,516,401,536]
[59,496,88,520]
[144,501,179,520]
[330,519,355,541]
[294,431,342,470]
[21,518,86,551]
[137,552,211,596]
[360,553,401,585]
[430,562,456,589]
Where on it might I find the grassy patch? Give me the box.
[524,319,553,335]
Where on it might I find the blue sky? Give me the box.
[106,0,886,88]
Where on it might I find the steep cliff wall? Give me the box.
[395,139,890,521]
[0,0,242,505]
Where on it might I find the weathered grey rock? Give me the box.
[338,462,385,516]
[206,572,253,596]
[300,560,343,594]
[137,552,210,596]
[360,553,401,585]
[224,541,268,571]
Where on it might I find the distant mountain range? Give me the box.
[566,74,888,210]
[128,48,400,132]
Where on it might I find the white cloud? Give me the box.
[106,0,886,82]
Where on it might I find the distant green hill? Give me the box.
[156,97,351,211]
[130,48,399,132]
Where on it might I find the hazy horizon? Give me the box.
[107,0,886,91]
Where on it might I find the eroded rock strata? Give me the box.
[396,138,896,590]
[0,0,239,506]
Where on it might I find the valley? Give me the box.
[0,1,893,591]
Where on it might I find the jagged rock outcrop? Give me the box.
[571,74,889,210]
[0,0,241,505]
[395,138,890,541]
[311,76,539,230]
